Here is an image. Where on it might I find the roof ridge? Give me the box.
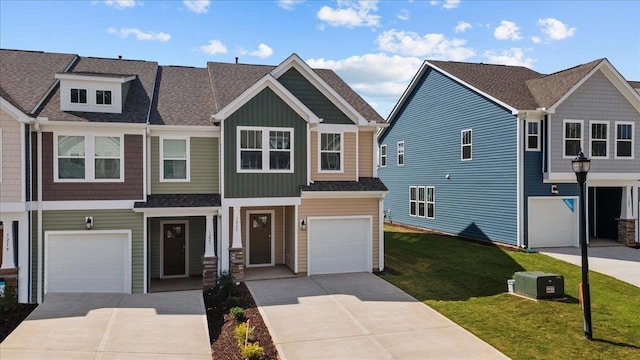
[84,56,157,63]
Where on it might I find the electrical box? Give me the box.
[514,271,564,300]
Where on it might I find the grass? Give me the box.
[381,223,640,360]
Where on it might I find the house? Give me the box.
[0,49,387,303]
[378,58,639,249]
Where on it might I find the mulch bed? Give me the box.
[0,303,38,343]
[204,283,279,360]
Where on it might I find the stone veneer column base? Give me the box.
[0,267,18,301]
[617,219,637,247]
[229,248,245,283]
[202,256,218,290]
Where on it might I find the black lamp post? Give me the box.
[572,151,592,340]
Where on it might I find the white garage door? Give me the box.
[308,217,371,275]
[528,198,579,248]
[46,231,131,293]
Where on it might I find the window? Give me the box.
[56,134,123,181]
[526,121,540,151]
[563,120,583,158]
[615,122,634,158]
[397,141,404,166]
[96,90,112,105]
[95,136,121,179]
[417,186,426,217]
[57,135,86,179]
[461,129,472,160]
[161,138,189,181]
[320,133,342,171]
[409,186,417,216]
[380,144,387,167]
[70,88,87,104]
[426,187,435,219]
[238,127,293,172]
[590,121,608,158]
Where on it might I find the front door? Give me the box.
[249,213,272,266]
[163,222,187,277]
[589,187,621,240]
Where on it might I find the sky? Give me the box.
[1,0,639,118]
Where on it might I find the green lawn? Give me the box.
[381,224,640,360]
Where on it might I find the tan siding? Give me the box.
[1,108,24,202]
[358,131,374,177]
[284,206,295,270]
[298,198,380,274]
[311,131,357,181]
[240,207,285,265]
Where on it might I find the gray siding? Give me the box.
[549,70,640,173]
[224,87,308,198]
[151,136,219,194]
[379,68,518,245]
[149,217,205,278]
[277,68,353,124]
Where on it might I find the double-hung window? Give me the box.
[397,141,404,166]
[238,127,293,172]
[426,187,435,219]
[320,133,342,171]
[615,122,634,158]
[57,135,86,179]
[461,129,472,160]
[417,186,426,217]
[563,120,583,158]
[96,90,112,105]
[161,138,189,181]
[590,121,608,158]
[409,186,417,216]
[269,130,292,170]
[526,121,540,151]
[95,136,121,179]
[380,144,387,167]
[56,134,123,181]
[70,88,87,104]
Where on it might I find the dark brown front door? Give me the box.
[163,223,186,276]
[249,214,271,265]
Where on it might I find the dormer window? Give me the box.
[70,89,87,104]
[56,72,135,114]
[96,90,112,105]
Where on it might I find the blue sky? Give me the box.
[1,0,638,117]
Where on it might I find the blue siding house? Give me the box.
[379,59,640,248]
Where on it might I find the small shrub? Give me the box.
[242,342,265,360]
[226,295,239,308]
[229,306,245,321]
[217,271,236,298]
[234,322,254,347]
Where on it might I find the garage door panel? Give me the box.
[528,198,578,248]
[308,218,370,275]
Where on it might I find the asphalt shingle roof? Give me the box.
[134,194,221,208]
[300,177,388,192]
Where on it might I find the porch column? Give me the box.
[202,213,218,290]
[1,222,16,269]
[232,206,242,248]
[230,206,245,282]
[617,186,637,247]
[204,213,216,257]
[220,206,230,273]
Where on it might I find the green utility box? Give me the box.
[514,271,564,300]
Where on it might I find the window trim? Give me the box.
[397,141,404,166]
[70,88,88,105]
[160,136,191,182]
[318,132,344,173]
[54,133,124,183]
[409,186,417,217]
[526,120,541,151]
[615,121,634,159]
[380,144,387,167]
[237,126,295,173]
[562,119,583,159]
[589,120,609,159]
[95,89,113,106]
[461,129,472,161]
[426,186,435,219]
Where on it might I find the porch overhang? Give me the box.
[133,194,221,216]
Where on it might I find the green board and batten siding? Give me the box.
[224,87,307,198]
[150,136,220,194]
[31,209,144,297]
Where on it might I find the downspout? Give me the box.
[516,114,523,248]
[34,120,43,304]
[142,64,158,294]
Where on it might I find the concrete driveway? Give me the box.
[246,273,509,360]
[0,291,211,359]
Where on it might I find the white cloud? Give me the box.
[103,0,137,9]
[250,43,274,58]
[429,0,461,9]
[531,36,542,44]
[317,0,380,28]
[455,21,471,33]
[107,27,171,42]
[494,20,522,40]
[376,29,475,61]
[183,0,210,14]
[397,9,409,21]
[483,48,534,67]
[278,0,304,10]
[538,18,576,40]
[200,40,228,55]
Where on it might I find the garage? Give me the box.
[307,217,371,275]
[45,230,131,293]
[528,197,579,248]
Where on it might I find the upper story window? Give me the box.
[461,129,472,160]
[380,144,387,167]
[590,121,608,158]
[526,121,540,151]
[320,133,342,172]
[161,137,189,181]
[563,120,582,158]
[409,186,417,216]
[426,186,435,219]
[238,127,293,173]
[615,122,634,159]
[70,88,87,104]
[397,141,404,166]
[55,134,123,182]
[96,90,112,105]
[417,186,426,218]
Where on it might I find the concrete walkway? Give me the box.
[539,245,640,287]
[247,273,509,360]
[0,291,211,359]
